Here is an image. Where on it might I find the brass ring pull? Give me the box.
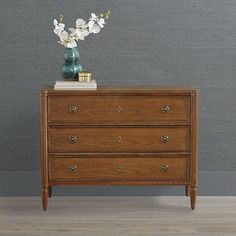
[69,164,77,173]
[161,105,170,113]
[161,135,169,143]
[69,105,78,113]
[116,106,122,113]
[160,164,169,172]
[68,136,77,143]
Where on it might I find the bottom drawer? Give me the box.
[49,156,188,182]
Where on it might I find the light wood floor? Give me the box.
[0,196,236,235]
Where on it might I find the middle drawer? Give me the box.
[48,127,190,153]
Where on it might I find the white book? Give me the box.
[54,87,97,90]
[55,79,96,83]
[54,80,97,90]
[55,80,96,87]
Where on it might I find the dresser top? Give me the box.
[39,86,197,95]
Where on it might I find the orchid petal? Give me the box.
[97,19,104,28]
[82,30,90,37]
[91,13,96,19]
[88,20,95,32]
[76,18,85,27]
[58,23,65,29]
[61,31,68,37]
[67,39,77,48]
[69,27,74,32]
[92,24,101,34]
[99,18,105,24]
[88,20,95,27]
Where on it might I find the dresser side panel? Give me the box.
[39,91,49,190]
[189,91,198,187]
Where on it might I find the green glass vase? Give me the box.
[61,48,83,80]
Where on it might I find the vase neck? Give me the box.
[64,48,79,63]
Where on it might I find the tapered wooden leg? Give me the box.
[41,188,48,211]
[185,186,190,197]
[190,187,197,210]
[48,186,52,198]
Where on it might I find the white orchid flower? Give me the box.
[89,13,105,29]
[98,18,105,28]
[75,18,90,39]
[58,30,77,48]
[69,27,82,40]
[88,13,105,34]
[53,19,58,26]
[77,28,89,38]
[69,27,86,41]
[69,20,90,40]
[88,21,100,33]
[53,11,110,48]
[66,38,77,48]
[76,18,87,28]
[75,30,85,40]
[69,27,76,37]
[53,19,65,35]
[59,30,68,40]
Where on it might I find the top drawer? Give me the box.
[48,96,190,124]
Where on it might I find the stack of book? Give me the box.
[54,80,97,90]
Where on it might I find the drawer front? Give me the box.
[48,127,190,153]
[48,96,190,124]
[49,156,188,181]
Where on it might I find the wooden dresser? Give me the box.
[39,87,198,210]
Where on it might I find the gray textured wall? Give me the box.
[0,0,236,195]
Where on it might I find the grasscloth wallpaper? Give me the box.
[0,0,236,173]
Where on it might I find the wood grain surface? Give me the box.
[48,126,190,153]
[49,156,188,181]
[48,95,190,124]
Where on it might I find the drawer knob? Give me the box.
[68,164,77,173]
[69,105,78,113]
[162,105,170,113]
[160,164,169,172]
[118,136,122,143]
[68,136,77,143]
[160,135,169,143]
[116,106,122,113]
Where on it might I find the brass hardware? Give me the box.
[160,135,169,143]
[117,165,122,172]
[69,164,77,173]
[69,136,77,143]
[118,136,122,143]
[69,105,78,113]
[162,105,170,113]
[78,71,92,82]
[160,164,169,172]
[116,106,122,113]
